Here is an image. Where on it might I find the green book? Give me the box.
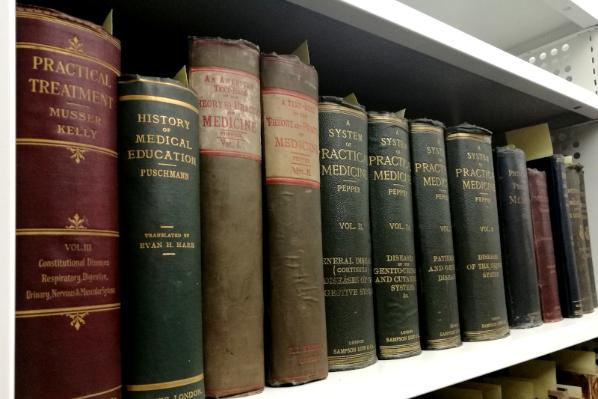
[319,96,376,371]
[368,112,420,359]
[445,123,509,341]
[410,118,461,349]
[119,75,204,399]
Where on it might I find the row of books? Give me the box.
[424,345,598,399]
[15,5,597,399]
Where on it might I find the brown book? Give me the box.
[261,52,328,386]
[16,5,121,398]
[579,169,598,308]
[527,168,563,322]
[565,164,594,314]
[189,37,264,397]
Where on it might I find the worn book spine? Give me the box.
[368,112,421,359]
[579,170,598,308]
[528,156,582,318]
[16,6,121,398]
[319,97,376,370]
[527,168,563,322]
[409,119,461,350]
[495,147,542,328]
[445,124,509,341]
[188,37,264,398]
[261,53,328,385]
[565,164,594,314]
[118,76,204,398]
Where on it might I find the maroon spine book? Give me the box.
[527,168,563,322]
[16,6,121,398]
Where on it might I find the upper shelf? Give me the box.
[29,0,598,133]
[290,0,598,120]
[259,312,598,399]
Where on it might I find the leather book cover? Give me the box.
[445,123,509,341]
[261,53,328,385]
[410,118,461,350]
[527,156,582,317]
[16,6,121,398]
[319,96,376,370]
[118,76,204,398]
[495,147,542,328]
[565,164,594,313]
[188,37,264,397]
[368,112,421,359]
[527,168,563,322]
[579,169,598,308]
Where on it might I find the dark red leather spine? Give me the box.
[527,168,563,322]
[16,6,121,398]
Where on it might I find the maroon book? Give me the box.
[16,6,121,398]
[527,168,563,322]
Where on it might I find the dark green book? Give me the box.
[445,123,509,341]
[495,146,542,328]
[368,112,420,359]
[319,96,376,371]
[119,75,204,398]
[565,164,594,313]
[410,119,461,349]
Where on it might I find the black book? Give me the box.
[495,146,542,328]
[528,155,582,318]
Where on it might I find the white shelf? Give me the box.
[260,313,598,398]
[290,0,598,119]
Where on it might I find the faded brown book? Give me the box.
[579,169,598,308]
[189,37,264,398]
[261,52,328,386]
[565,164,594,314]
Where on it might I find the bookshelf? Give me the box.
[7,0,598,398]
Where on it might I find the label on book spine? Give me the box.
[119,75,204,399]
[263,88,320,187]
[368,113,421,359]
[410,120,461,349]
[16,5,121,398]
[319,98,376,371]
[445,124,509,341]
[189,65,261,161]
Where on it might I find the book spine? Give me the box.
[495,148,542,328]
[542,156,582,317]
[367,114,421,359]
[565,165,594,313]
[261,54,328,385]
[319,99,376,370]
[410,121,461,349]
[579,170,598,308]
[188,37,264,397]
[16,6,121,398]
[445,129,509,341]
[552,156,582,317]
[527,168,563,322]
[118,76,204,398]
